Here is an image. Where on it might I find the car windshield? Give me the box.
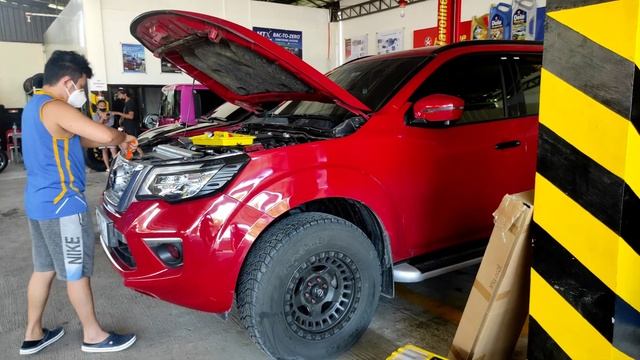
[205,102,241,121]
[276,55,428,122]
[161,89,179,118]
[200,102,251,124]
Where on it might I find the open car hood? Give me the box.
[131,10,371,117]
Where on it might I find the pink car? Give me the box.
[145,83,223,128]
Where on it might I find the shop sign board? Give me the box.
[89,79,107,92]
[413,27,438,48]
[253,27,303,58]
[436,0,454,45]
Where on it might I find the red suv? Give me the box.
[98,10,542,359]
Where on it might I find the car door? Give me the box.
[401,52,540,255]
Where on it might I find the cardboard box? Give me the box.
[448,191,534,360]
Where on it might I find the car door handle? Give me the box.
[495,140,521,150]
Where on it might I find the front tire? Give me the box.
[237,212,381,360]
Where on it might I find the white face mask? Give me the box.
[65,81,87,108]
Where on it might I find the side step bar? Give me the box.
[392,240,487,283]
[393,257,482,283]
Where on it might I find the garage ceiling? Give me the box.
[0,0,68,43]
[0,0,68,13]
[256,0,340,9]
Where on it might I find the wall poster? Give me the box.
[376,29,404,55]
[253,27,303,58]
[345,34,368,61]
[121,43,146,73]
[161,58,182,73]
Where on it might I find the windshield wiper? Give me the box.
[280,113,334,122]
[204,116,226,123]
[245,120,330,138]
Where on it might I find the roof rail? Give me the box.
[432,40,543,55]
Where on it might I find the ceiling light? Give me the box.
[48,3,65,10]
[398,0,407,18]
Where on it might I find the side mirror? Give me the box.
[411,94,464,125]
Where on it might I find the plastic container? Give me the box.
[535,6,546,41]
[489,3,512,40]
[190,131,255,146]
[471,14,489,40]
[512,0,537,41]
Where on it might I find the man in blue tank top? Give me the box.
[20,51,138,355]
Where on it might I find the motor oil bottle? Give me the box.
[489,3,512,40]
[471,14,489,40]
[535,6,546,41]
[512,0,537,40]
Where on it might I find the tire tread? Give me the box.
[236,212,369,357]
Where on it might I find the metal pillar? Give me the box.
[530,0,640,359]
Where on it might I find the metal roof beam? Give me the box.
[331,0,427,22]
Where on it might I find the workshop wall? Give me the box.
[0,41,45,108]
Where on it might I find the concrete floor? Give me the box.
[0,163,526,359]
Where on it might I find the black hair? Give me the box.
[117,88,131,97]
[23,73,44,95]
[31,73,44,88]
[43,50,93,86]
[96,99,107,107]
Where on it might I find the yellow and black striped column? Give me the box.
[529,0,640,359]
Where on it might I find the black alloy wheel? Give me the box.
[237,212,381,360]
[284,251,361,341]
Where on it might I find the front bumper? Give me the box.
[98,194,266,313]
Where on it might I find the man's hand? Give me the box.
[118,135,138,158]
[98,112,108,124]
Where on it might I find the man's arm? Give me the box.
[42,100,127,146]
[80,138,107,148]
[111,111,134,120]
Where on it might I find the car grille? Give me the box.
[104,156,145,212]
[112,228,136,268]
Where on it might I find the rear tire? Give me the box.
[237,212,381,360]
[85,147,106,172]
[0,151,7,173]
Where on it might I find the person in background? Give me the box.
[111,88,143,156]
[92,99,118,171]
[20,50,137,355]
[111,89,138,136]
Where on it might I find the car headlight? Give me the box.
[137,155,248,202]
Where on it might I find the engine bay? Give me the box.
[140,114,366,163]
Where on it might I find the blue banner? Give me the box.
[253,27,303,59]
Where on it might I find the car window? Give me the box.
[195,90,222,117]
[277,56,428,122]
[514,55,542,117]
[327,56,426,111]
[161,89,179,118]
[411,55,507,125]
